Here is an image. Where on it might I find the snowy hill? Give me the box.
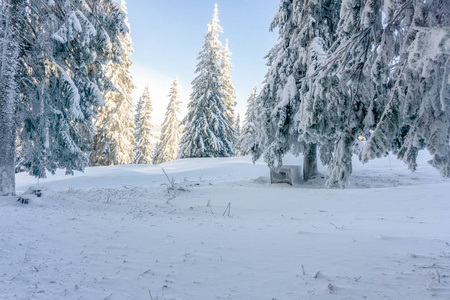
[1,154,449,299]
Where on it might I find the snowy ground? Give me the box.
[1,153,450,299]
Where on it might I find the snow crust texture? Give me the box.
[2,154,449,299]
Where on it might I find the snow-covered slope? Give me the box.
[1,154,449,299]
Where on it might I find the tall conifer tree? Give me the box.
[90,0,136,166]
[220,39,237,146]
[239,85,259,156]
[234,113,242,155]
[362,0,450,177]
[0,0,26,195]
[308,0,381,187]
[179,4,234,158]
[1,0,126,195]
[154,78,182,164]
[257,0,342,181]
[134,85,155,164]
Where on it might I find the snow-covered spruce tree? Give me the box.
[255,0,299,174]
[360,0,412,167]
[0,0,26,196]
[220,39,237,147]
[152,141,160,163]
[134,85,155,164]
[90,0,136,166]
[283,0,384,187]
[239,84,259,156]
[16,0,126,181]
[250,85,270,161]
[179,4,234,158]
[234,113,242,155]
[235,114,241,138]
[295,0,344,183]
[362,0,450,177]
[281,0,333,177]
[318,0,383,188]
[153,78,182,164]
[257,0,343,181]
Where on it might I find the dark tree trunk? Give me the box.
[303,143,318,182]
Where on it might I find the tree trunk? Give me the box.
[303,143,318,182]
[0,0,25,196]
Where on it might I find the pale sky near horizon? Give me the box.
[125,0,279,126]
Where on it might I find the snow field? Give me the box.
[1,155,449,299]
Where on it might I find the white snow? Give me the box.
[1,153,449,299]
[52,59,82,121]
[276,75,297,111]
[51,11,82,44]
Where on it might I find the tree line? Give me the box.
[1,0,448,195]
[0,1,242,196]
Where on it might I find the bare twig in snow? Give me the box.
[427,270,441,289]
[162,168,175,189]
[11,272,21,281]
[103,293,113,300]
[329,222,341,229]
[435,270,441,283]
[222,202,231,216]
[416,263,436,269]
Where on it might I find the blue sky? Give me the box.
[126,0,279,125]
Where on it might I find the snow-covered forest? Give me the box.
[0,0,449,299]
[1,0,448,194]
